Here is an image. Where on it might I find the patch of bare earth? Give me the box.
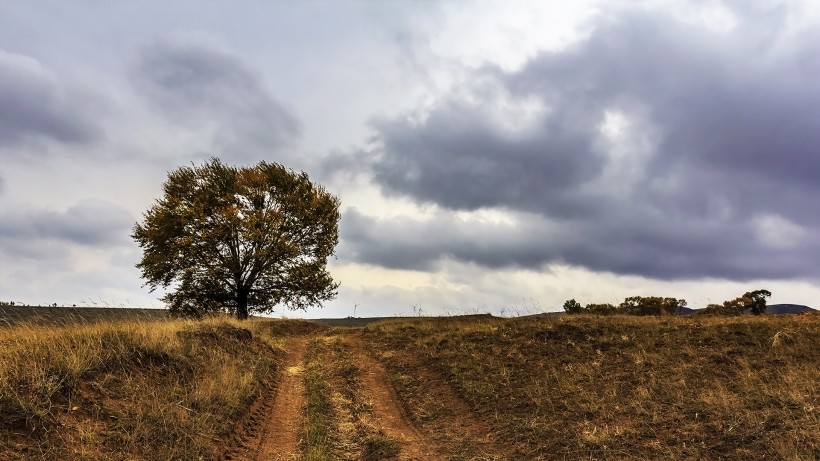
[346,333,444,461]
[225,337,308,461]
[363,334,510,460]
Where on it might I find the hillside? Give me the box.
[367,314,820,460]
[2,314,818,460]
[766,303,816,314]
[0,318,288,460]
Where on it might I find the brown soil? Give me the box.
[345,333,445,461]
[223,330,506,460]
[224,337,308,461]
[364,335,509,460]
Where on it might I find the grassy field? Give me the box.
[0,316,286,460]
[0,306,169,326]
[0,305,402,328]
[2,310,818,460]
[366,313,820,460]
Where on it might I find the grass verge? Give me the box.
[301,338,334,460]
[300,335,400,460]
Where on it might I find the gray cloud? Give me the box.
[370,102,605,218]
[0,50,102,148]
[342,207,820,281]
[131,38,301,160]
[335,5,820,281]
[0,200,134,260]
[340,208,576,271]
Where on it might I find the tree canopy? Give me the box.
[704,289,771,316]
[133,158,341,319]
[563,296,687,316]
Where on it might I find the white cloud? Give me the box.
[753,214,807,249]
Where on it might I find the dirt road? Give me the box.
[223,331,502,460]
[345,333,445,460]
[226,337,307,461]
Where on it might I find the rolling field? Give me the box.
[366,314,820,460]
[1,311,818,460]
[0,306,169,327]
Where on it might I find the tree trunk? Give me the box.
[236,288,249,320]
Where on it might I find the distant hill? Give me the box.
[765,304,817,314]
[679,304,817,316]
[673,306,698,315]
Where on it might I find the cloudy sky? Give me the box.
[1,0,819,318]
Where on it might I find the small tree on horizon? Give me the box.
[744,289,772,315]
[704,289,771,316]
[563,299,583,314]
[132,158,341,319]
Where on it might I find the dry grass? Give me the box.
[5,311,817,460]
[367,314,820,460]
[300,335,400,461]
[0,317,283,460]
[0,306,168,327]
[301,337,335,460]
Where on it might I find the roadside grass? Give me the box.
[301,337,335,460]
[301,335,400,461]
[327,336,400,460]
[0,317,284,460]
[367,314,820,460]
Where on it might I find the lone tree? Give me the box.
[563,299,583,314]
[133,158,341,319]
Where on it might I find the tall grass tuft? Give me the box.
[1,317,282,460]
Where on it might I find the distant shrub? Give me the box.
[584,303,619,315]
[704,289,771,316]
[619,296,687,316]
[563,296,686,316]
[563,299,583,314]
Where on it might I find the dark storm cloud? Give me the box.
[339,208,560,271]
[131,38,301,158]
[0,50,101,148]
[370,102,604,218]
[337,5,820,281]
[342,207,820,281]
[0,200,134,260]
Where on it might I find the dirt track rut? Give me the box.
[256,338,307,460]
[226,337,307,461]
[224,331,500,460]
[346,334,445,460]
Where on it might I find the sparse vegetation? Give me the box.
[565,291,771,316]
[301,338,335,460]
[300,335,401,460]
[367,314,820,460]
[618,296,687,315]
[4,309,818,460]
[704,289,772,315]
